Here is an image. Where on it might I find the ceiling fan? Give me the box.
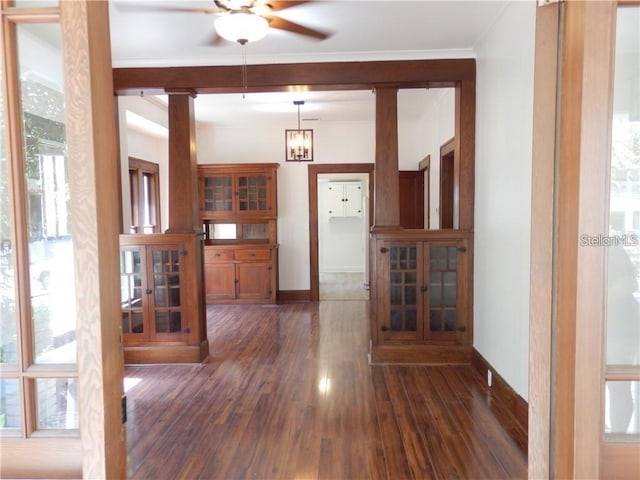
[119,0,331,45]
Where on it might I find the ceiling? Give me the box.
[108,1,508,128]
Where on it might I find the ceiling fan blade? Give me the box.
[267,1,314,12]
[114,2,220,15]
[266,15,330,40]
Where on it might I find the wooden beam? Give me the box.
[113,59,476,95]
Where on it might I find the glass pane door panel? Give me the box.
[388,245,418,332]
[35,378,78,430]
[17,24,76,365]
[0,379,20,430]
[0,67,18,365]
[429,246,458,333]
[603,6,640,454]
[605,381,639,436]
[238,174,268,211]
[203,176,233,212]
[120,249,144,335]
[606,6,640,368]
[150,247,182,338]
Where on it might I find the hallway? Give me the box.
[125,301,526,479]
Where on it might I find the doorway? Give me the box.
[308,164,374,301]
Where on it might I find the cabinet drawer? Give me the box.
[204,248,234,262]
[234,248,271,261]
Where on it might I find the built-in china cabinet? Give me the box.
[370,229,473,364]
[198,163,279,304]
[119,233,209,364]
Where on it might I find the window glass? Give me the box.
[604,6,640,443]
[35,378,78,430]
[606,6,640,368]
[17,23,76,365]
[13,1,59,7]
[0,379,21,430]
[0,61,18,366]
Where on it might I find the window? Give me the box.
[1,19,78,439]
[129,157,160,234]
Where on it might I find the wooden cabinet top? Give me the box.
[197,163,279,174]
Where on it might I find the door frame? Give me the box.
[419,154,431,229]
[529,1,639,478]
[308,164,374,302]
[439,137,456,229]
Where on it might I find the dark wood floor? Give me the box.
[125,301,527,479]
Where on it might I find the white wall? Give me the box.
[473,0,535,400]
[197,120,375,290]
[414,89,455,228]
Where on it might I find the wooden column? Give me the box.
[60,1,126,478]
[372,87,401,230]
[455,79,476,230]
[166,91,200,233]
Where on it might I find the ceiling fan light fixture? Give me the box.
[214,11,269,44]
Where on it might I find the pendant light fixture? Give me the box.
[285,100,313,162]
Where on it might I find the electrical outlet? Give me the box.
[487,370,493,387]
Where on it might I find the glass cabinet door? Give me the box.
[119,244,185,343]
[149,245,184,341]
[427,243,466,342]
[120,246,147,342]
[237,173,270,215]
[382,242,423,341]
[202,175,233,214]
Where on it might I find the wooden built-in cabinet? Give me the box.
[199,163,278,220]
[204,244,278,303]
[198,163,279,304]
[370,229,472,364]
[119,233,209,363]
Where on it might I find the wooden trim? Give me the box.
[455,79,475,231]
[0,438,82,479]
[572,3,616,479]
[60,1,126,478]
[124,342,209,365]
[439,137,455,229]
[601,443,640,480]
[128,156,161,233]
[370,345,471,365]
[308,163,374,302]
[418,155,430,229]
[277,290,312,303]
[113,59,477,95]
[529,3,560,478]
[471,348,528,452]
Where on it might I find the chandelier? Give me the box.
[285,101,313,162]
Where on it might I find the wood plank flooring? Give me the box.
[125,301,527,479]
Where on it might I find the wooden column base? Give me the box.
[369,344,471,365]
[124,340,210,364]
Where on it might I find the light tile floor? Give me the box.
[319,271,370,300]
